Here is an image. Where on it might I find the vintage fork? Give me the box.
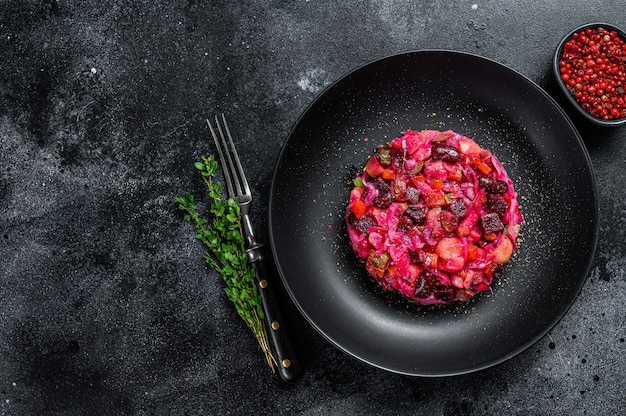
[207,114,302,382]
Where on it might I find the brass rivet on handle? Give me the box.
[271,321,280,330]
[281,359,291,368]
[259,279,268,288]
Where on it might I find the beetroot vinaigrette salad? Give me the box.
[345,130,523,305]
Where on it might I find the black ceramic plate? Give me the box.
[268,50,598,376]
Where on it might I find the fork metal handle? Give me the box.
[248,248,302,382]
[241,213,262,261]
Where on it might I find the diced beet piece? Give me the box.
[492,180,508,194]
[389,147,404,166]
[433,287,455,302]
[356,214,376,233]
[406,186,421,204]
[431,143,460,163]
[486,194,509,215]
[372,177,390,191]
[408,250,421,264]
[406,205,427,225]
[413,271,436,298]
[372,178,393,208]
[347,212,360,229]
[397,216,414,232]
[480,212,504,234]
[449,199,467,219]
[478,176,508,194]
[373,192,392,208]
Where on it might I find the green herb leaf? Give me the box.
[177,154,276,372]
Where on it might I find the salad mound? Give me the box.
[346,130,522,305]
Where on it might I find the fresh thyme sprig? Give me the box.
[176,155,276,371]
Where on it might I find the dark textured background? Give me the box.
[1,1,625,415]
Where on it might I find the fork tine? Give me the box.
[219,113,251,197]
[207,116,236,198]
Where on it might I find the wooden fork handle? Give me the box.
[250,256,302,382]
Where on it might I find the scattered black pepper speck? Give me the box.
[593,375,600,382]
[549,342,556,349]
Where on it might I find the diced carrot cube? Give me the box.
[447,166,463,181]
[431,178,444,190]
[467,244,480,261]
[382,169,395,180]
[410,174,425,187]
[476,162,492,175]
[352,199,367,218]
[426,192,447,207]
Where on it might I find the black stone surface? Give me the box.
[1,1,625,415]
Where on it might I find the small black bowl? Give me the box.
[553,22,626,127]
